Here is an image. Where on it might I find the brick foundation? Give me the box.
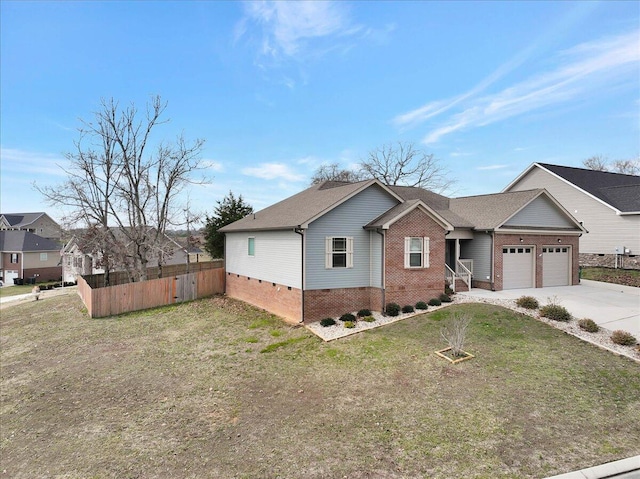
[579,253,640,270]
[494,233,580,290]
[303,287,382,323]
[225,273,302,324]
[23,267,62,282]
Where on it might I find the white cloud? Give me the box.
[241,162,306,182]
[476,164,509,171]
[200,159,224,172]
[0,147,69,177]
[239,1,356,58]
[394,29,640,145]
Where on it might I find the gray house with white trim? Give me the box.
[220,180,586,324]
[504,163,640,269]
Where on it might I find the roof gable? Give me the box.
[504,163,640,213]
[219,180,403,232]
[365,200,454,231]
[503,194,579,229]
[0,212,49,228]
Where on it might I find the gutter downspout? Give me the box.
[375,229,386,315]
[294,227,305,323]
[490,231,495,291]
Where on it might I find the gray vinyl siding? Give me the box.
[460,232,492,282]
[370,230,383,288]
[306,184,399,290]
[225,230,301,288]
[508,168,640,254]
[504,195,576,228]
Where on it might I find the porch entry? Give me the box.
[445,239,473,291]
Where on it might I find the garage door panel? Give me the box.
[503,247,534,289]
[543,246,570,287]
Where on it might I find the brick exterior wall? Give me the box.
[579,253,640,270]
[225,273,302,324]
[384,208,446,306]
[23,266,62,282]
[493,233,580,290]
[304,287,383,323]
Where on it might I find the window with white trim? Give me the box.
[40,253,48,261]
[10,253,18,264]
[325,237,353,268]
[404,237,430,268]
[247,237,255,256]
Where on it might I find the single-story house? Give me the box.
[0,212,62,240]
[220,179,586,324]
[61,228,189,283]
[504,163,640,269]
[0,230,62,284]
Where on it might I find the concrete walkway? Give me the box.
[544,455,640,478]
[459,280,640,337]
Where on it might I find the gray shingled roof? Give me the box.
[0,212,47,228]
[539,163,640,212]
[449,189,543,230]
[0,231,61,252]
[219,180,394,232]
[388,185,473,228]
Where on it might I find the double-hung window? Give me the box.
[404,237,430,268]
[325,237,353,268]
[10,253,18,264]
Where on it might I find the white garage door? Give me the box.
[3,270,19,285]
[502,247,534,289]
[543,246,570,287]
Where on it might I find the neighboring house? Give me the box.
[504,163,640,269]
[0,212,62,240]
[220,179,585,323]
[0,231,62,284]
[61,228,189,283]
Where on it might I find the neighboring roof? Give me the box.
[450,189,543,230]
[219,179,402,232]
[0,212,51,228]
[505,163,640,213]
[0,231,61,252]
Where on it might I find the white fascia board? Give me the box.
[501,162,538,192]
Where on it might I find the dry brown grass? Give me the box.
[1,295,639,478]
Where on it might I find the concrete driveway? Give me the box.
[459,279,640,337]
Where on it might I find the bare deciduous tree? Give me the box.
[36,96,205,283]
[310,163,363,185]
[360,142,454,193]
[582,155,608,171]
[582,155,639,175]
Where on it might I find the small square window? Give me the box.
[40,253,48,261]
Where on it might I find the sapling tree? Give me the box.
[440,312,471,357]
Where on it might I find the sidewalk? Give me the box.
[0,286,78,308]
[544,454,640,478]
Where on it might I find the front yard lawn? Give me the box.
[1,295,639,478]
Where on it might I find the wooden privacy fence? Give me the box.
[77,267,225,318]
[82,260,224,289]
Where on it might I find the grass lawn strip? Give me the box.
[2,295,639,478]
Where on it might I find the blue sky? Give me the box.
[1,1,638,225]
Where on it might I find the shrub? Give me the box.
[385,303,401,317]
[343,321,356,329]
[402,305,415,314]
[339,313,356,322]
[610,330,637,346]
[440,312,471,357]
[516,296,539,309]
[540,304,571,322]
[320,317,336,327]
[415,301,428,310]
[428,298,442,307]
[362,316,376,323]
[444,286,454,296]
[439,293,452,303]
[578,318,599,333]
[357,309,372,318]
